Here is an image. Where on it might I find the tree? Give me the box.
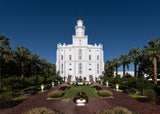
[143,38,160,86]
[29,53,40,76]
[113,58,121,76]
[129,47,140,77]
[0,34,11,91]
[46,62,52,77]
[119,54,130,76]
[14,46,30,79]
[40,58,47,77]
[105,60,114,77]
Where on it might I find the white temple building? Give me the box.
[56,17,104,82]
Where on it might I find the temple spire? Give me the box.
[75,17,85,37]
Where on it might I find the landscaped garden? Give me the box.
[61,85,100,99]
[0,34,160,113]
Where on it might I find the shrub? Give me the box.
[59,85,70,91]
[145,89,156,103]
[48,90,64,98]
[97,90,113,97]
[23,86,39,95]
[91,84,102,90]
[0,91,12,105]
[46,76,55,84]
[2,75,23,90]
[38,76,45,85]
[24,107,63,114]
[96,107,132,114]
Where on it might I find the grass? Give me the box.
[128,94,140,98]
[14,96,28,101]
[113,89,123,92]
[61,85,100,99]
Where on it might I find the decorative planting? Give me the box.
[95,107,133,114]
[48,90,64,98]
[91,84,102,90]
[73,92,88,103]
[62,85,100,99]
[59,84,71,91]
[97,90,113,97]
[24,107,63,114]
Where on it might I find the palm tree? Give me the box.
[143,38,160,86]
[14,46,31,79]
[119,54,130,76]
[129,47,140,77]
[113,58,121,76]
[0,34,11,91]
[105,60,114,77]
[29,53,40,76]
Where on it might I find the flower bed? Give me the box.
[73,92,88,103]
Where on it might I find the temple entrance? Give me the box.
[89,75,94,82]
[67,75,72,83]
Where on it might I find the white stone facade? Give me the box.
[56,18,104,82]
[114,71,134,77]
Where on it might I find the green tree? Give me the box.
[113,58,121,76]
[119,54,130,76]
[46,62,52,77]
[0,34,11,91]
[143,38,160,86]
[129,47,140,77]
[29,53,40,76]
[40,58,47,77]
[14,46,31,79]
[105,60,114,77]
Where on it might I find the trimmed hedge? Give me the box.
[97,90,113,97]
[48,90,64,98]
[91,84,102,90]
[59,85,71,91]
[96,107,133,114]
[24,107,63,114]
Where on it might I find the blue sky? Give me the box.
[0,0,160,71]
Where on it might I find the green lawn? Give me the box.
[61,85,100,99]
[128,94,140,98]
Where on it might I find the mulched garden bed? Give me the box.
[0,83,160,114]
